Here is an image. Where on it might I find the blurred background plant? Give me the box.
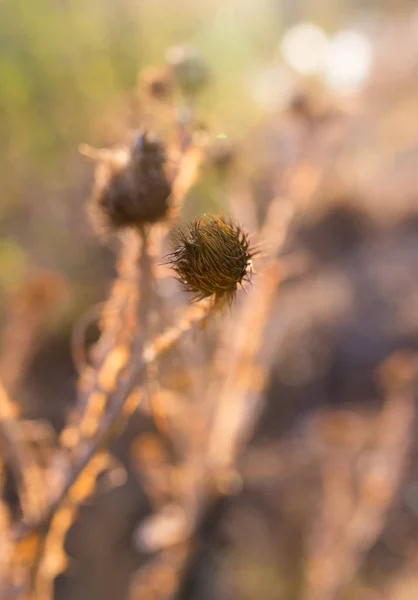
[1,0,418,599]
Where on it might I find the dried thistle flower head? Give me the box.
[166,45,210,96]
[168,214,254,305]
[89,131,172,233]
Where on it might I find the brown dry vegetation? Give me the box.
[1,14,418,600]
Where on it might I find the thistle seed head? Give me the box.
[90,131,172,233]
[167,214,254,305]
[166,45,210,96]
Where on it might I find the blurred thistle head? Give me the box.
[87,131,172,233]
[205,136,237,175]
[166,45,210,96]
[287,89,313,120]
[140,66,173,101]
[167,214,254,306]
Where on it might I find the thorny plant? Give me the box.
[0,45,417,600]
[0,47,302,600]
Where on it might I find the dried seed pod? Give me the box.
[89,131,172,232]
[166,45,210,96]
[167,214,254,305]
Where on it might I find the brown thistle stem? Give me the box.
[11,299,212,542]
[60,231,140,453]
[0,380,46,523]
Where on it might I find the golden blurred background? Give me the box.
[2,1,418,599]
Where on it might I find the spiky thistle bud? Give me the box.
[167,214,254,305]
[89,131,172,233]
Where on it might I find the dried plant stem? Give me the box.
[70,301,105,374]
[31,144,205,599]
[33,452,111,600]
[302,354,417,600]
[137,227,173,442]
[138,228,155,336]
[207,263,281,472]
[0,380,45,523]
[11,299,211,543]
[204,183,305,473]
[60,232,141,453]
[169,146,202,217]
[130,263,284,600]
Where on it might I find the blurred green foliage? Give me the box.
[0,0,279,175]
[0,0,143,168]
